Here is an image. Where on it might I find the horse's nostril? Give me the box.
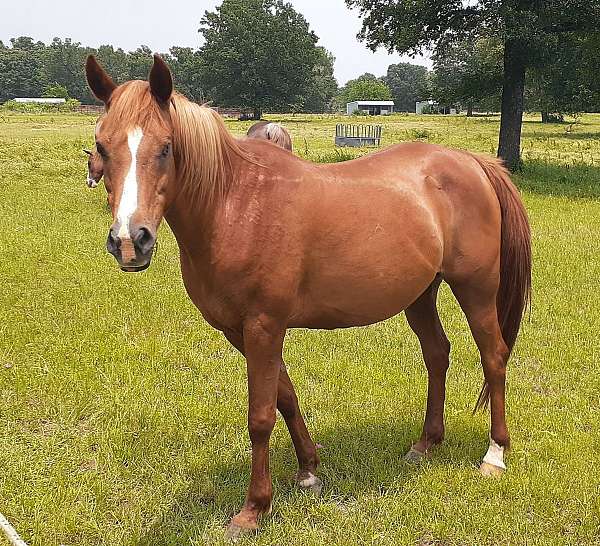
[133,226,155,255]
[106,228,121,256]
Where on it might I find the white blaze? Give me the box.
[117,127,143,239]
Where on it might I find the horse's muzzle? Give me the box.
[107,224,156,272]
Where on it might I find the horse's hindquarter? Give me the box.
[289,149,450,329]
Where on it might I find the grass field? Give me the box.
[1,111,599,545]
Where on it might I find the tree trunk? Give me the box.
[541,110,549,123]
[253,108,262,120]
[467,102,473,117]
[497,39,527,171]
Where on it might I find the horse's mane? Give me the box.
[247,121,292,151]
[265,123,292,151]
[170,94,252,205]
[105,80,251,205]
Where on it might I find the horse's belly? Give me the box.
[289,260,437,329]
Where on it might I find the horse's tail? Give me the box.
[469,153,532,412]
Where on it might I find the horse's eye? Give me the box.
[96,143,107,158]
[160,143,170,158]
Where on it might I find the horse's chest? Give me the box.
[178,257,243,332]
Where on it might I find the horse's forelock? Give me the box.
[102,81,169,133]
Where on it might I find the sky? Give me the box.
[1,0,430,84]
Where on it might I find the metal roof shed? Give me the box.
[347,100,395,116]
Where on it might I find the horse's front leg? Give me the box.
[223,329,321,496]
[226,316,284,540]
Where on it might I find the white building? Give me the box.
[416,100,436,114]
[347,100,395,116]
[416,100,457,115]
[13,98,66,104]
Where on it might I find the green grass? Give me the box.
[1,111,600,545]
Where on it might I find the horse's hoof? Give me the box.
[225,522,257,542]
[479,462,505,477]
[404,446,426,464]
[296,472,323,496]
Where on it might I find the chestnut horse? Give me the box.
[83,148,103,187]
[83,115,106,187]
[85,55,531,539]
[247,121,293,151]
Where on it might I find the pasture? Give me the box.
[1,111,599,545]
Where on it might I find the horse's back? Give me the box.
[293,143,502,327]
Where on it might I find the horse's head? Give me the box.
[85,54,178,272]
[83,149,103,188]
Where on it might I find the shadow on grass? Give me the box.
[261,117,320,124]
[137,417,486,544]
[516,160,600,200]
[522,129,600,140]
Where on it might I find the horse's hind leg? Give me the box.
[448,278,510,476]
[404,277,451,462]
[277,364,322,493]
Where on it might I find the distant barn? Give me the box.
[346,100,395,116]
[416,100,457,115]
[13,98,66,104]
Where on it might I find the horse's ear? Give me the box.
[149,54,173,105]
[85,55,116,104]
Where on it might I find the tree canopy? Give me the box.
[198,0,320,118]
[0,43,45,102]
[0,39,163,104]
[346,0,600,169]
[337,73,392,107]
[526,33,600,120]
[302,47,339,113]
[1,0,599,127]
[430,38,503,115]
[384,63,429,112]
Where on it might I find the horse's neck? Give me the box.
[164,169,239,271]
[164,150,256,268]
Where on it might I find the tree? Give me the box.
[431,37,503,116]
[575,33,600,113]
[42,38,91,102]
[43,83,69,99]
[166,46,206,102]
[127,45,153,80]
[9,36,45,51]
[199,0,319,119]
[345,0,600,170]
[384,63,429,112]
[94,45,131,87]
[0,38,46,102]
[527,33,600,120]
[0,37,205,105]
[302,47,338,113]
[338,73,392,107]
